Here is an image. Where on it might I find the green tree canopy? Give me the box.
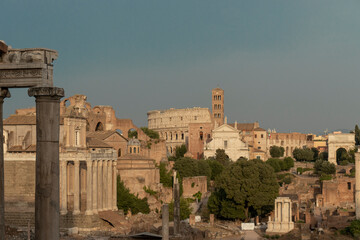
[311,147,320,160]
[215,149,231,165]
[314,159,336,175]
[168,198,193,220]
[292,147,314,161]
[208,159,279,221]
[269,146,285,158]
[175,144,187,158]
[140,127,159,139]
[128,129,138,139]
[159,162,173,188]
[355,125,360,146]
[206,158,224,181]
[173,157,211,181]
[117,176,150,214]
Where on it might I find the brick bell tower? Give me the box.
[212,87,224,126]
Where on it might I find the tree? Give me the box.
[168,198,193,220]
[314,160,336,175]
[311,147,319,160]
[266,158,281,172]
[117,176,150,214]
[284,157,294,170]
[269,146,285,158]
[159,162,173,188]
[140,127,159,139]
[208,159,279,221]
[128,129,138,139]
[355,125,360,146]
[175,144,187,158]
[292,148,314,161]
[173,157,211,181]
[207,159,224,181]
[319,152,328,160]
[215,149,231,165]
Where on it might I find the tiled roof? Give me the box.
[86,137,112,148]
[4,115,65,125]
[87,131,127,141]
[254,127,266,131]
[4,115,36,125]
[229,123,256,131]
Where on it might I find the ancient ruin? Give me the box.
[0,42,64,239]
[266,197,294,233]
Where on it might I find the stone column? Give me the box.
[103,160,108,210]
[112,161,118,210]
[162,204,169,240]
[173,182,180,235]
[73,160,80,215]
[92,161,98,214]
[97,161,103,211]
[107,160,112,209]
[0,88,10,239]
[85,161,93,215]
[356,152,360,220]
[28,87,64,240]
[60,161,67,215]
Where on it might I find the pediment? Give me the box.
[213,124,239,133]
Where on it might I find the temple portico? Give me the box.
[59,152,117,216]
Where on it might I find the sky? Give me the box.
[1,0,360,134]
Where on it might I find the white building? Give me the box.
[204,124,249,161]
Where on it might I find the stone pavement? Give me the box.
[243,230,262,240]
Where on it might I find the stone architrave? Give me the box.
[0,44,63,240]
[266,197,294,233]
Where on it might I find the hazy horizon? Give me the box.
[2,0,360,134]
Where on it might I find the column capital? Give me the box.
[0,88,10,99]
[98,160,103,167]
[86,160,93,167]
[74,160,80,167]
[28,87,64,98]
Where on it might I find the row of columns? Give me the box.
[60,159,117,215]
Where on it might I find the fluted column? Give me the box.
[112,161,118,210]
[103,160,108,210]
[73,161,80,215]
[85,161,93,215]
[97,161,103,211]
[60,161,67,215]
[107,161,112,209]
[92,161,98,214]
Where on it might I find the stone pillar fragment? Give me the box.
[60,161,67,215]
[173,182,180,235]
[28,87,64,240]
[92,161,98,214]
[356,152,360,220]
[73,160,80,215]
[0,88,10,240]
[85,161,93,215]
[162,204,169,240]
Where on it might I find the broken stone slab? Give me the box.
[0,48,58,88]
[0,41,8,53]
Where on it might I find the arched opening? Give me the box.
[336,147,349,165]
[86,120,90,131]
[199,131,203,141]
[128,128,138,139]
[95,122,104,131]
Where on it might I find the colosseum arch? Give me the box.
[95,122,104,131]
[328,133,355,165]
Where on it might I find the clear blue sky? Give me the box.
[1,0,360,133]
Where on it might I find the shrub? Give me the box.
[193,191,202,201]
[342,220,360,238]
[270,146,285,158]
[169,198,193,220]
[284,157,294,169]
[314,159,336,175]
[340,160,349,166]
[159,162,173,188]
[140,127,159,139]
[319,174,332,181]
[117,176,150,214]
[297,167,303,174]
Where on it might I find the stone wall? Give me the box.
[268,132,308,157]
[182,176,207,199]
[188,122,213,159]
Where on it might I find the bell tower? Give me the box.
[212,87,224,126]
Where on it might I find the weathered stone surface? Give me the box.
[0,48,58,88]
[0,41,8,53]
